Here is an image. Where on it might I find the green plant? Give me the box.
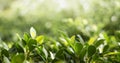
[0,27,120,63]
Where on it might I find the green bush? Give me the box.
[0,27,120,63]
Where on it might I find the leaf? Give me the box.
[76,35,84,44]
[55,48,64,58]
[103,45,109,53]
[42,47,48,59]
[3,56,10,63]
[1,42,9,50]
[15,43,24,53]
[104,52,120,56]
[94,39,104,47]
[16,33,21,41]
[70,35,75,44]
[36,35,44,44]
[30,27,36,39]
[88,45,96,57]
[68,35,75,47]
[102,32,109,42]
[92,54,99,61]
[59,37,68,46]
[1,49,9,57]
[23,33,30,43]
[88,37,96,45]
[28,39,37,51]
[74,42,83,55]
[50,51,55,60]
[23,60,30,63]
[22,39,27,47]
[98,44,104,53]
[36,46,42,54]
[11,53,25,63]
[79,47,87,60]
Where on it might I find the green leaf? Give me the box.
[22,33,30,46]
[36,35,44,44]
[88,45,96,57]
[59,37,68,46]
[16,33,21,41]
[88,37,96,45]
[94,39,104,47]
[42,47,48,59]
[50,51,55,60]
[23,33,30,42]
[92,54,99,61]
[67,35,75,48]
[1,42,9,50]
[104,52,120,56]
[28,39,37,51]
[36,46,42,54]
[74,42,83,55]
[64,47,74,56]
[11,53,25,63]
[22,39,27,47]
[30,27,36,39]
[76,35,84,44]
[55,48,64,59]
[102,33,109,42]
[15,43,24,53]
[103,45,109,53]
[3,56,10,63]
[1,49,9,57]
[70,35,75,44]
[79,47,87,60]
[23,60,29,63]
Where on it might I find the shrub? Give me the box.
[0,27,120,63]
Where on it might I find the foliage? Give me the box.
[0,27,120,63]
[0,0,120,63]
[0,0,120,41]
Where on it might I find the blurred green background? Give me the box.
[0,0,120,41]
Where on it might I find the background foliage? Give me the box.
[0,0,120,63]
[0,0,120,41]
